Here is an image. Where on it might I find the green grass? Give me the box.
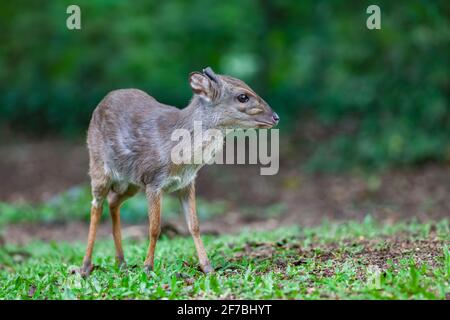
[0,218,448,299]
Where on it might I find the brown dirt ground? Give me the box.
[225,234,446,275]
[0,139,449,244]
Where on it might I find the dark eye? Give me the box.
[237,94,249,103]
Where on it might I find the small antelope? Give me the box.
[80,67,279,276]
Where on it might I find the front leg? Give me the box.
[178,182,213,273]
[143,186,162,272]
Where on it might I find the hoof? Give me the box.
[79,263,94,277]
[201,263,214,274]
[143,264,154,275]
[117,259,127,270]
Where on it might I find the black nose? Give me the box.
[272,112,280,124]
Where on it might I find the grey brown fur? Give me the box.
[80,67,279,276]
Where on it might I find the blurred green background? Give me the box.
[0,0,448,171]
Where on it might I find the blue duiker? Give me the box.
[80,67,279,276]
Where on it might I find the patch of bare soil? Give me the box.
[199,163,450,226]
[0,139,88,202]
[225,234,446,279]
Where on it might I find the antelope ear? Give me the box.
[189,72,214,101]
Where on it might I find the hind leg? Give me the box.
[80,178,110,277]
[108,185,139,267]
